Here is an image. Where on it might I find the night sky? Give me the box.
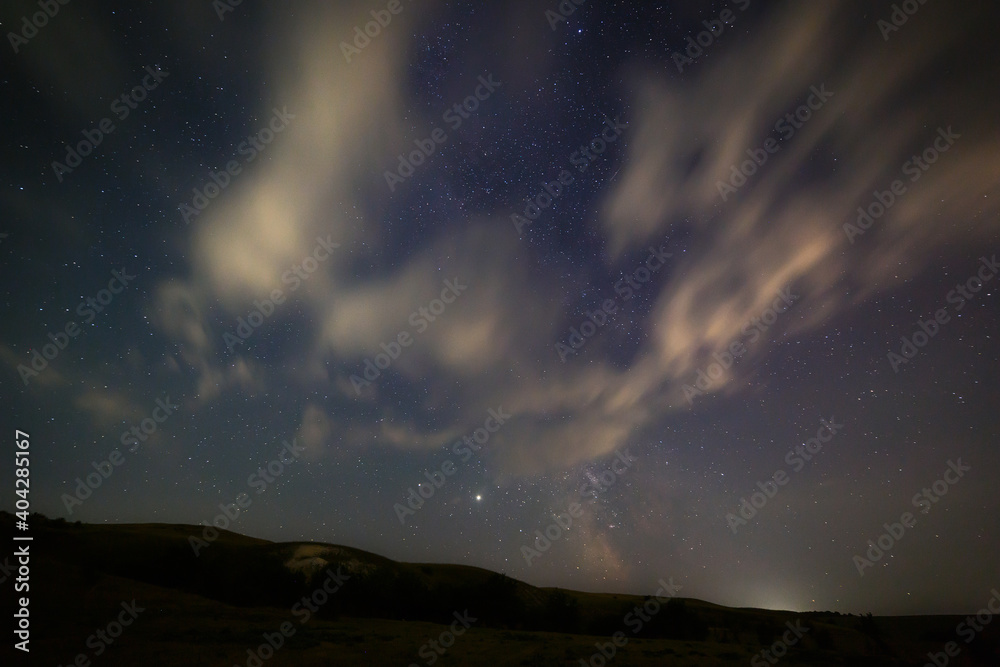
[3,0,999,616]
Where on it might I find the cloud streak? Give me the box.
[137,1,1000,480]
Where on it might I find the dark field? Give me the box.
[13,513,998,666]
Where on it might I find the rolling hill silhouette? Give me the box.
[7,511,997,666]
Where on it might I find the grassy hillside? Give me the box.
[7,512,997,666]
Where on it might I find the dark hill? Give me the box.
[6,512,998,666]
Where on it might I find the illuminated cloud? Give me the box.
[144,2,999,481]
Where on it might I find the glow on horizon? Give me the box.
[737,586,807,613]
